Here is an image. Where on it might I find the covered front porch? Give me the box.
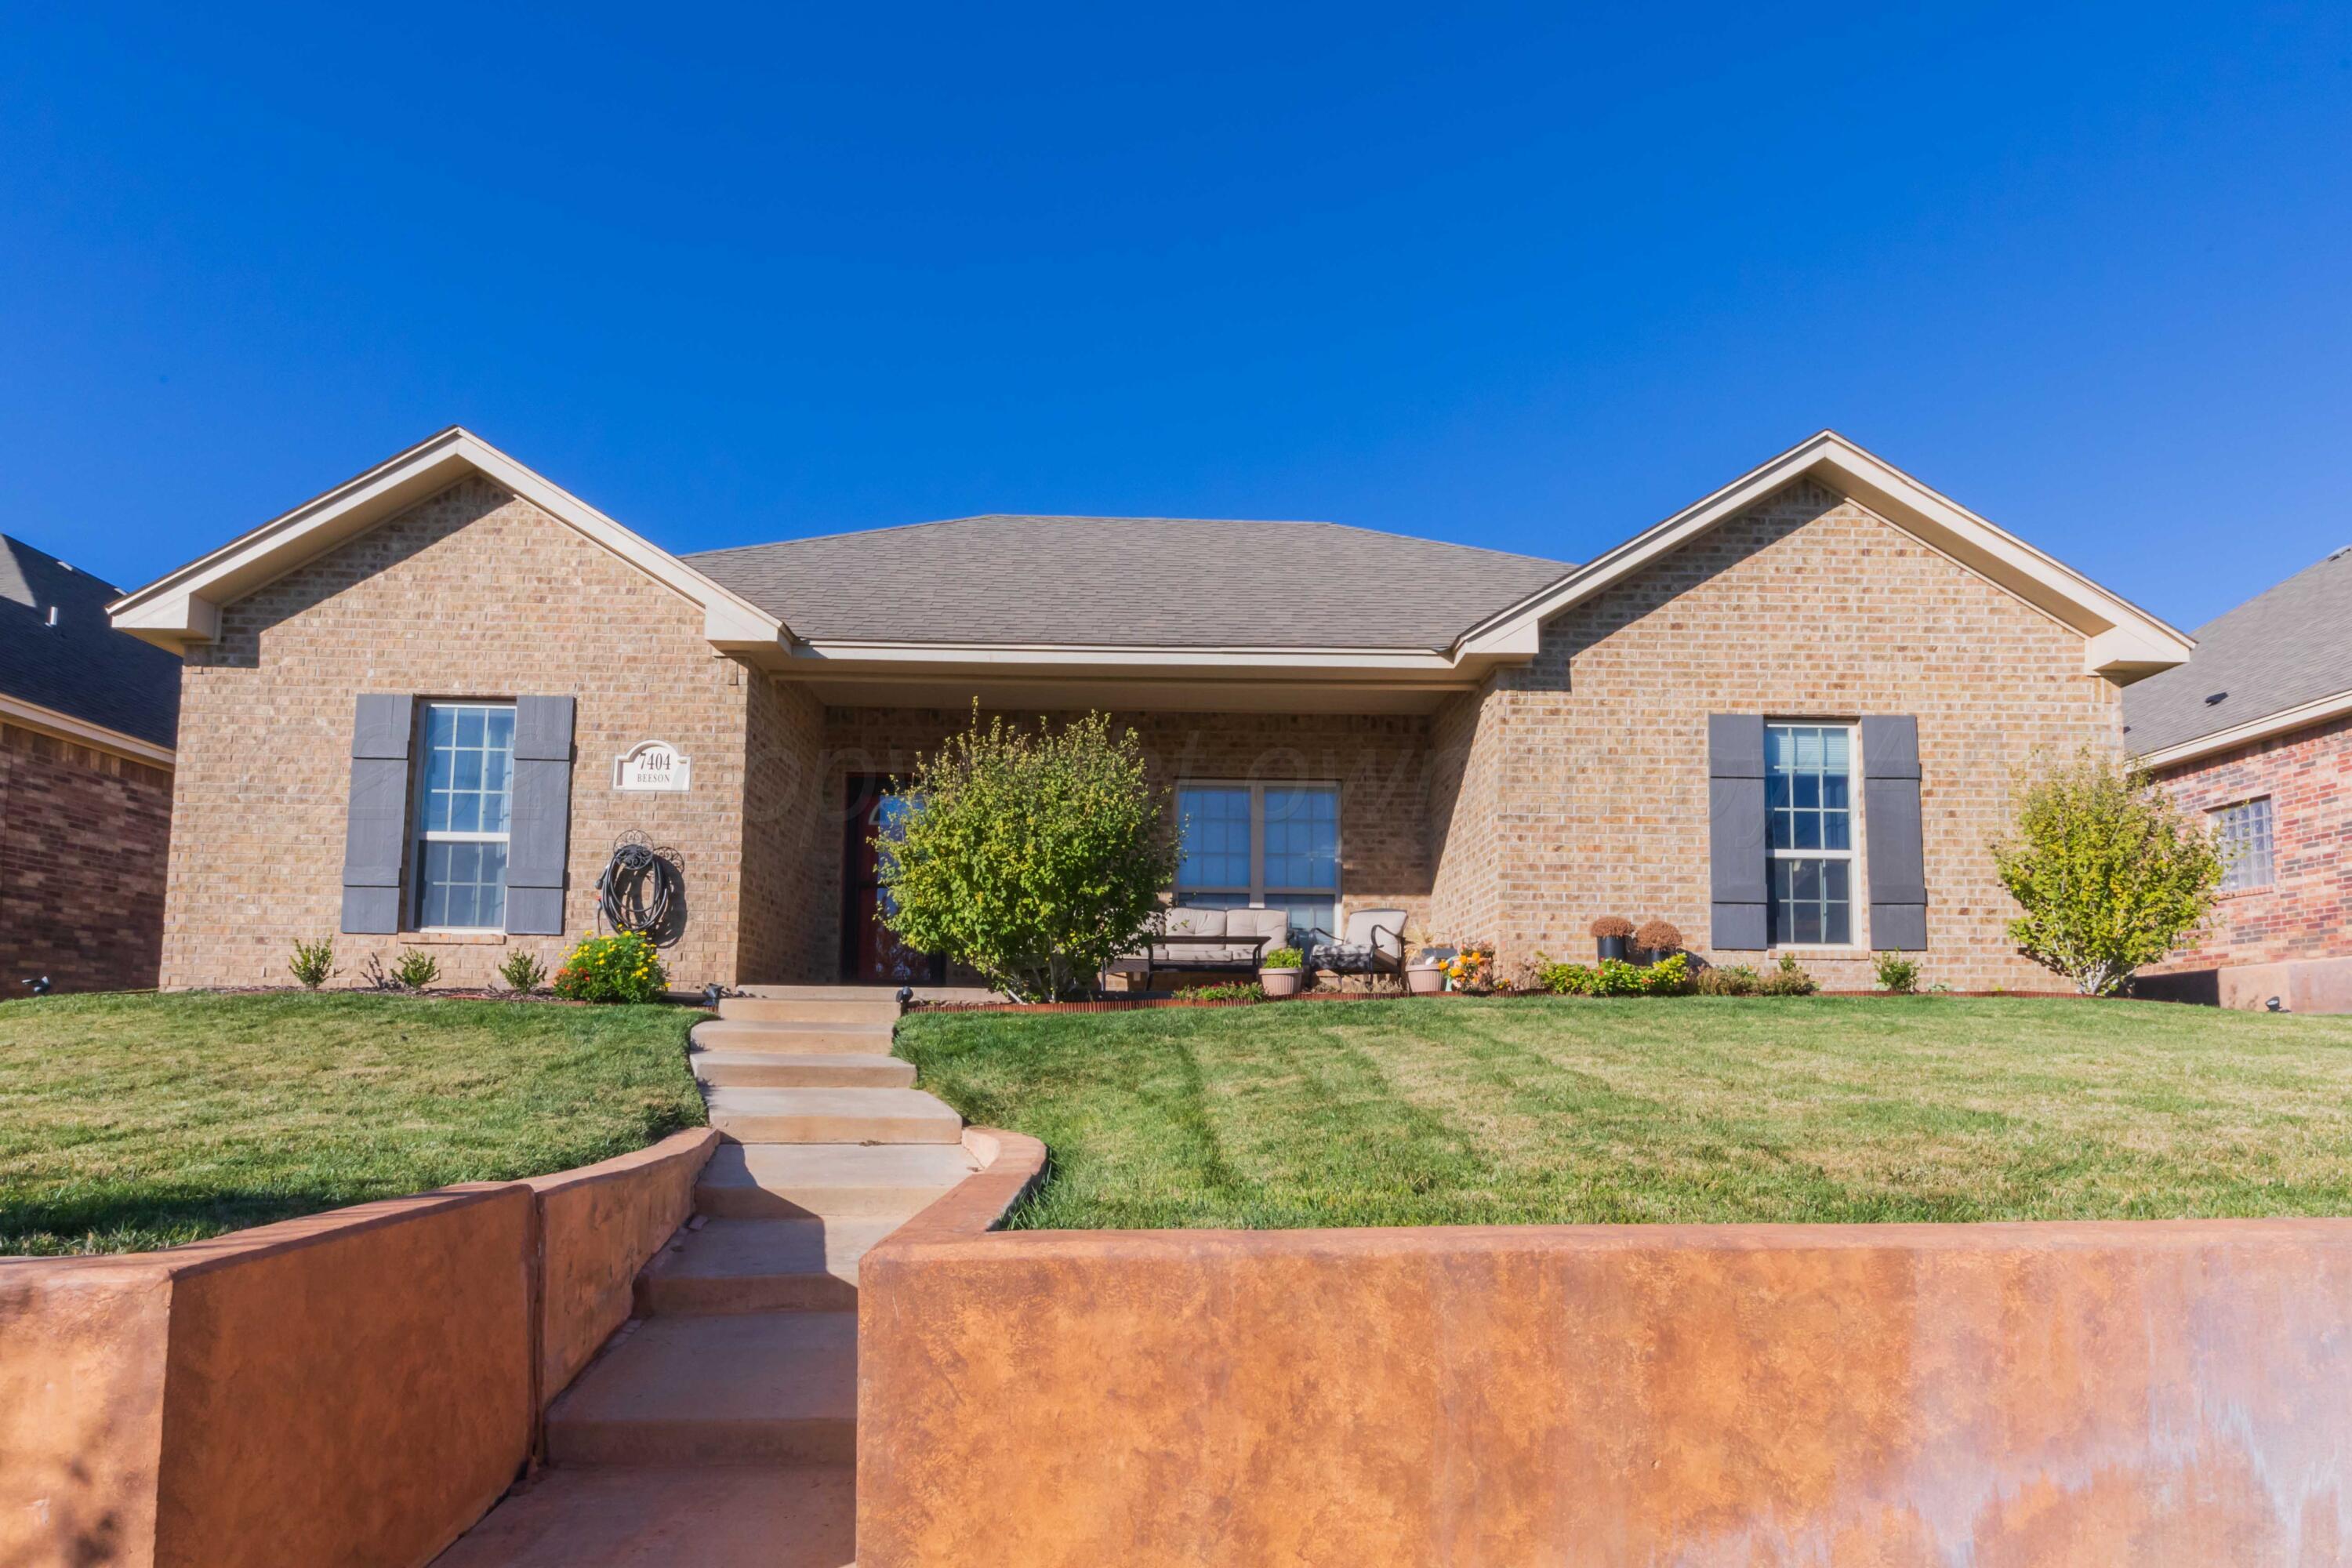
[739,659,1486,989]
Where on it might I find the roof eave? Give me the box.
[1450,431,2194,681]
[107,428,793,660]
[2133,686,2352,770]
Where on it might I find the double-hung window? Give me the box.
[1175,782,1340,939]
[1766,723,1854,946]
[2212,797,2274,892]
[413,702,516,929]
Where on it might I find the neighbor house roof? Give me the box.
[2125,546,2352,767]
[686,517,1572,651]
[1,534,180,759]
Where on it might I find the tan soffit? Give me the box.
[1451,430,2194,681]
[107,427,788,659]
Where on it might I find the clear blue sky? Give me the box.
[3,3,2346,630]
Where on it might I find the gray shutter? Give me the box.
[1707,715,1768,950]
[1861,715,1927,950]
[341,694,415,935]
[506,696,576,935]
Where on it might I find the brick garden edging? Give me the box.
[0,1127,717,1568]
[858,1136,2352,1566]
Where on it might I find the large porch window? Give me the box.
[1176,782,1340,940]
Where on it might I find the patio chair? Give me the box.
[1305,908,1408,992]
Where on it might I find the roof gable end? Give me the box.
[1453,431,2190,681]
[107,428,786,657]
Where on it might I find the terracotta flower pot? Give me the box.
[1260,967,1303,997]
[1406,964,1445,996]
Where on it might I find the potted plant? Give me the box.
[1407,948,1450,995]
[1634,918,1682,964]
[1443,945,1494,993]
[1260,946,1305,998]
[1591,915,1634,962]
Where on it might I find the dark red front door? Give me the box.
[841,776,946,985]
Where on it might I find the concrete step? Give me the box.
[695,1142,979,1220]
[546,1312,857,1467]
[429,1465,855,1568]
[690,1050,916,1090]
[703,1087,964,1145]
[637,1218,902,1315]
[691,1018,898,1054]
[719,995,902,1026]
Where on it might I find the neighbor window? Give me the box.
[1175,782,1339,939]
[2212,796,2274,893]
[1766,723,1854,946]
[413,702,515,929]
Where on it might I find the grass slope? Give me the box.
[895,996,2352,1229]
[0,992,705,1255]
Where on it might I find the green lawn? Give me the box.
[0,992,706,1256]
[895,996,2352,1229]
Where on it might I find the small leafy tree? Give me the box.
[879,710,1179,1001]
[287,937,337,991]
[1991,748,2222,996]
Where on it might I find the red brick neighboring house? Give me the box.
[2129,547,2352,1011]
[108,428,2191,995]
[1,535,179,993]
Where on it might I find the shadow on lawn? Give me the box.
[1,1183,417,1258]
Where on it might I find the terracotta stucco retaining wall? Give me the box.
[862,1149,2352,1566]
[0,1129,713,1568]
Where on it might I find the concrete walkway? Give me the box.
[435,986,973,1568]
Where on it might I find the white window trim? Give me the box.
[1766,721,1862,950]
[1174,779,1343,926]
[411,700,517,933]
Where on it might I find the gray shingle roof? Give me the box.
[0,535,181,750]
[686,515,1572,651]
[2123,546,2352,756]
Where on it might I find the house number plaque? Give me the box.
[614,740,691,792]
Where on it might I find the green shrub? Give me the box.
[1991,747,2223,996]
[1536,953,1691,996]
[390,949,441,992]
[1873,951,1921,994]
[287,938,336,991]
[1175,981,1264,1002]
[1694,963,1760,996]
[1264,946,1304,969]
[878,710,1181,1002]
[498,949,549,995]
[1760,953,1817,996]
[553,932,666,1004]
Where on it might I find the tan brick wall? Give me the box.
[739,675,829,983]
[1436,479,2125,991]
[793,705,1435,978]
[164,477,759,990]
[2146,717,2352,971]
[0,725,173,992]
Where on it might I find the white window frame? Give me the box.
[2212,795,2275,893]
[411,700,517,932]
[1765,720,1860,949]
[1174,779,1343,934]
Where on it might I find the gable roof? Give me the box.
[2124,546,2352,765]
[1454,430,2193,679]
[688,517,1570,652]
[1,534,180,756]
[107,427,786,658]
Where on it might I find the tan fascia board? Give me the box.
[0,691,176,767]
[784,639,1524,689]
[2134,687,2352,771]
[1452,430,2195,681]
[107,427,789,657]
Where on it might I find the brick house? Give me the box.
[109,427,2189,994]
[2,534,180,993]
[2128,547,2352,1011]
